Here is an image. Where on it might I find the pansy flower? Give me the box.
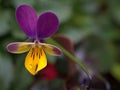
[6,4,61,75]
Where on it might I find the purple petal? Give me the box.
[37,11,59,39]
[16,4,37,38]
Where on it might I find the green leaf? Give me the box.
[9,14,26,40]
[61,27,92,43]
[10,54,33,90]
[48,79,64,90]
[35,0,72,23]
[0,53,13,90]
[12,0,35,7]
[111,63,120,81]
[85,35,116,72]
[0,10,10,36]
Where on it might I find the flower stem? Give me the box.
[46,38,91,79]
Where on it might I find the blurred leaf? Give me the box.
[9,12,26,40]
[108,0,120,25]
[12,0,35,7]
[62,28,81,43]
[10,54,33,90]
[83,0,100,14]
[46,54,56,63]
[30,80,48,90]
[62,27,92,43]
[35,0,72,23]
[31,79,64,90]
[0,52,13,90]
[0,10,10,36]
[48,79,64,90]
[54,5,72,23]
[86,35,116,72]
[112,8,120,25]
[12,29,26,40]
[111,63,120,82]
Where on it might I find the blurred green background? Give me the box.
[0,0,120,90]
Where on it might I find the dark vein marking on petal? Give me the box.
[36,51,38,56]
[33,52,35,60]
[40,49,42,56]
[39,52,41,59]
[39,55,40,59]
[31,48,34,57]
[35,64,38,72]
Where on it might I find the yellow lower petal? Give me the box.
[25,46,47,75]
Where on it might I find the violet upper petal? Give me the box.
[16,4,37,39]
[37,11,59,39]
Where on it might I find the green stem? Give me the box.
[46,37,91,80]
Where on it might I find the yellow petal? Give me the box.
[7,42,33,54]
[40,43,62,56]
[25,46,47,75]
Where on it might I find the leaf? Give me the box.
[10,54,33,90]
[0,10,10,36]
[12,0,35,7]
[35,0,72,23]
[85,35,116,72]
[62,27,92,43]
[0,53,13,90]
[9,14,26,40]
[111,63,120,82]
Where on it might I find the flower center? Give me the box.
[34,39,40,46]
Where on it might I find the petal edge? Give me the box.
[7,42,33,54]
[41,43,62,56]
[37,11,59,39]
